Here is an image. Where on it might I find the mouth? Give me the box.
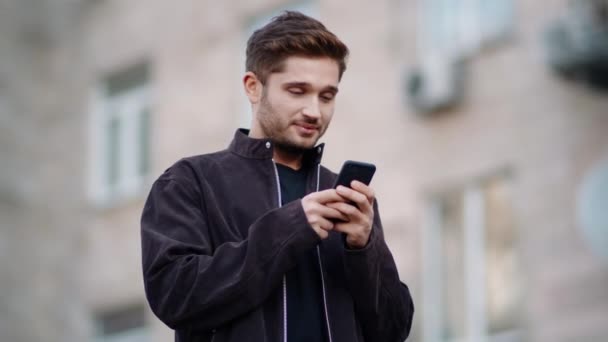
[293,123,319,136]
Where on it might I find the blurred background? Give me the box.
[1,0,608,341]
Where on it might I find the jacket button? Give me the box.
[317,146,322,154]
[266,142,271,149]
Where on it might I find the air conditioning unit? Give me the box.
[405,55,467,114]
[544,0,608,89]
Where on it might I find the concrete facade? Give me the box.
[1,0,607,341]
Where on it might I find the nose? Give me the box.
[302,96,321,119]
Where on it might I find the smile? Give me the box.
[294,123,319,135]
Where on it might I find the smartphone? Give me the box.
[333,160,376,189]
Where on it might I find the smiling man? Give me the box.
[141,11,414,342]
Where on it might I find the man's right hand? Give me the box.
[301,189,348,239]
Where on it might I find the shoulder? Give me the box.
[156,149,232,186]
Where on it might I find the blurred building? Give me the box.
[1,0,607,341]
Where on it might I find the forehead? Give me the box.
[268,56,340,88]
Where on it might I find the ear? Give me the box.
[243,71,263,104]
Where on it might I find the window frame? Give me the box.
[416,0,514,59]
[88,64,153,207]
[422,175,523,342]
[93,304,150,342]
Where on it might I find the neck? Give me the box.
[273,147,303,170]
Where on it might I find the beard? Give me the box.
[273,138,309,155]
[257,90,325,154]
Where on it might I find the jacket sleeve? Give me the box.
[342,201,415,342]
[140,172,320,331]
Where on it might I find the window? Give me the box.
[239,1,317,128]
[89,63,152,205]
[94,305,149,342]
[423,174,523,342]
[577,156,608,262]
[418,0,514,58]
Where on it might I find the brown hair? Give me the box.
[246,11,349,84]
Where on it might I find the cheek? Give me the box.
[267,92,290,110]
[277,100,305,119]
[322,105,335,122]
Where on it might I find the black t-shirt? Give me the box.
[276,163,327,342]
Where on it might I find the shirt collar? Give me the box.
[228,128,325,164]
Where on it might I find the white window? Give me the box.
[94,305,150,342]
[89,63,152,206]
[577,155,608,262]
[239,1,318,128]
[422,174,523,342]
[418,0,514,58]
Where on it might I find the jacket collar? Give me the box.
[228,128,325,164]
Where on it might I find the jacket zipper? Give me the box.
[272,161,332,342]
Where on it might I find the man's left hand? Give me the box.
[325,181,375,249]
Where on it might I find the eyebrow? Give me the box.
[283,82,339,94]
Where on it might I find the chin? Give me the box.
[296,135,319,148]
[275,137,316,153]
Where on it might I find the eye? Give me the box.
[288,88,304,95]
[320,92,335,102]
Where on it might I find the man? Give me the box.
[141,11,414,342]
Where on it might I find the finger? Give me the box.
[321,202,349,221]
[331,221,354,234]
[316,228,329,240]
[307,189,347,204]
[350,181,375,204]
[336,186,372,213]
[326,201,362,219]
[317,217,335,231]
[308,210,335,231]
[317,204,349,221]
[311,201,349,221]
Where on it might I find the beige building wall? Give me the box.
[1,0,607,341]
[0,1,90,341]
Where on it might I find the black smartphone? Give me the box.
[333,160,376,188]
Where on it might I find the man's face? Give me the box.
[254,56,340,153]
